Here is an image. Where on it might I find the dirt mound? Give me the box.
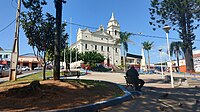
[0,80,123,111]
[2,80,42,98]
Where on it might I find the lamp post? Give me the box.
[163,25,174,88]
[159,48,164,78]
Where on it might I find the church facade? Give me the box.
[70,13,121,66]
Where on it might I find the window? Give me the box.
[109,31,110,34]
[115,30,117,35]
[95,45,97,50]
[101,38,103,40]
[115,48,118,53]
[0,55,2,58]
[130,59,134,63]
[101,46,103,51]
[107,47,109,52]
[85,44,88,49]
[4,55,8,58]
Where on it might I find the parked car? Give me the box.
[91,65,112,72]
[0,65,22,77]
[17,66,22,74]
[21,66,30,71]
[46,65,53,70]
[34,66,43,70]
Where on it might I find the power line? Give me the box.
[65,21,200,42]
[66,21,98,30]
[132,33,181,41]
[11,0,17,9]
[0,19,16,33]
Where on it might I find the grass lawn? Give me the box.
[0,72,124,111]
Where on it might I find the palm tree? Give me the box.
[142,41,154,71]
[115,32,132,72]
[170,41,183,72]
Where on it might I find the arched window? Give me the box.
[85,44,88,49]
[115,30,117,35]
[95,45,97,50]
[101,46,104,51]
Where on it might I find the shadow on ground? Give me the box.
[100,79,200,112]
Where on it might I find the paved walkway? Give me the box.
[0,71,40,83]
[77,72,200,112]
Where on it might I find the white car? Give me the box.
[21,66,30,71]
[34,66,43,70]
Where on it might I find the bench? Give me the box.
[63,70,81,78]
[124,76,135,90]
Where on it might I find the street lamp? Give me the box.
[163,25,174,88]
[159,48,164,78]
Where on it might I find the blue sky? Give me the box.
[0,0,200,63]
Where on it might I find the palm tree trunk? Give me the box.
[148,50,150,71]
[123,49,126,72]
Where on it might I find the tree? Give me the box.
[21,0,48,80]
[45,22,68,63]
[79,51,105,65]
[21,0,67,80]
[142,41,154,71]
[23,0,66,80]
[170,41,184,71]
[115,32,132,72]
[149,0,200,72]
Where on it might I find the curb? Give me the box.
[51,79,133,112]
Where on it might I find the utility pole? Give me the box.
[69,18,72,70]
[9,0,21,81]
[54,0,66,80]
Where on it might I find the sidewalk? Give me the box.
[93,72,200,112]
[0,71,40,83]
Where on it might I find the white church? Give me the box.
[70,13,121,66]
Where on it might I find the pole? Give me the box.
[64,46,66,69]
[70,18,72,70]
[64,20,66,70]
[9,0,21,81]
[166,32,174,88]
[76,46,77,69]
[159,49,164,78]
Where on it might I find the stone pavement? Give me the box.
[77,72,200,112]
